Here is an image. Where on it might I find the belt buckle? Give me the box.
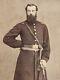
[32,44,38,52]
[32,44,38,49]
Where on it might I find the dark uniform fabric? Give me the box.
[3,20,50,80]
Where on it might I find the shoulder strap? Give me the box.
[26,24,43,50]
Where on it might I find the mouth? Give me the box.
[27,14,36,23]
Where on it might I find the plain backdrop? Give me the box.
[0,0,60,80]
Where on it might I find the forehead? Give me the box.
[27,6,36,10]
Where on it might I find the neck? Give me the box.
[26,19,36,25]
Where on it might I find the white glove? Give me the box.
[40,60,47,69]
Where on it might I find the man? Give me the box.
[3,4,50,80]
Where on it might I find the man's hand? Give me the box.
[40,60,47,69]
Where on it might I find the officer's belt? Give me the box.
[21,45,39,52]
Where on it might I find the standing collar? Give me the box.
[25,20,37,26]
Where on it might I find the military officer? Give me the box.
[3,4,50,80]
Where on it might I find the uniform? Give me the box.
[3,20,50,80]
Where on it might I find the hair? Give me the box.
[25,4,38,11]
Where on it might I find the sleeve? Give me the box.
[41,24,50,62]
[3,23,22,48]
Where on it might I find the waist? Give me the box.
[21,44,39,52]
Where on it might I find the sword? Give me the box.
[37,47,46,80]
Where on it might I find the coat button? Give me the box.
[35,32,37,35]
[34,29,36,31]
[35,39,37,41]
[33,23,35,26]
[34,36,36,38]
[34,26,36,28]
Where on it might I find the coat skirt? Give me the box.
[14,50,47,80]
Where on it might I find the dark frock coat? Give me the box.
[3,20,50,80]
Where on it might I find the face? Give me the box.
[26,6,37,23]
[27,6,37,16]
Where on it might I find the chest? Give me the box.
[21,23,44,45]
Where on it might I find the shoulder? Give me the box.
[37,21,46,26]
[19,20,26,25]
[15,21,25,26]
[13,21,26,29]
[37,21,48,30]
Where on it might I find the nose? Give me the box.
[30,10,33,14]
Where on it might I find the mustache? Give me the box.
[27,14,36,18]
[27,14,37,23]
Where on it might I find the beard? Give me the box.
[27,14,37,24]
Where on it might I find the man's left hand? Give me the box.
[40,60,47,69]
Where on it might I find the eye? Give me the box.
[32,10,36,12]
[27,10,31,12]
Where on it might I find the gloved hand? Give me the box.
[40,60,47,69]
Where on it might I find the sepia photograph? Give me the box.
[0,0,60,80]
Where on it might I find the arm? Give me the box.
[41,24,50,62]
[3,23,22,48]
